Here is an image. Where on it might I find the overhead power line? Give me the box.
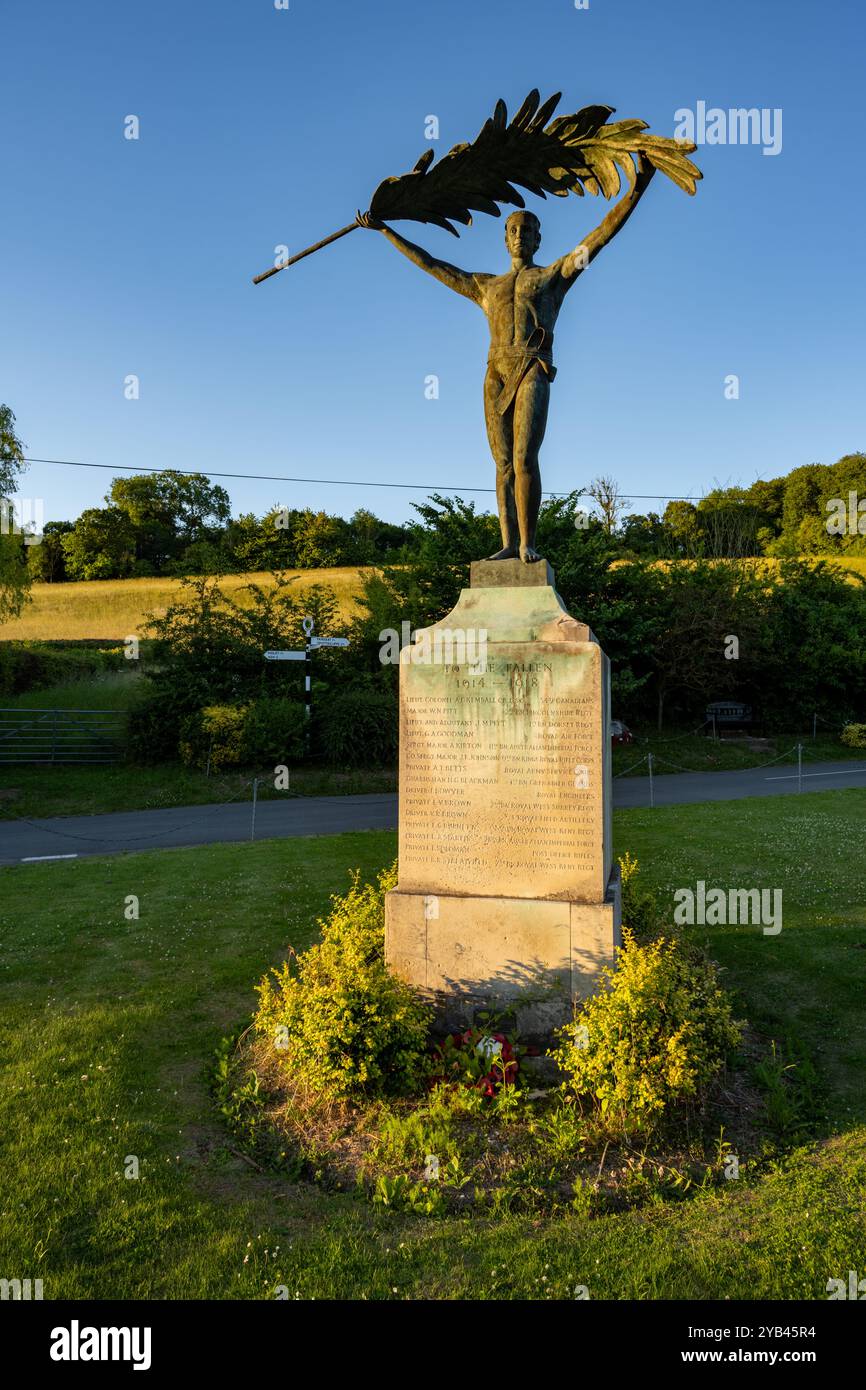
[22,457,705,502]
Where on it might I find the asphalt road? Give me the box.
[2,759,865,866]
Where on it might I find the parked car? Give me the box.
[611,719,634,745]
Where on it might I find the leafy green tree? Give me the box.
[0,404,32,620]
[619,511,666,555]
[349,507,411,563]
[61,507,137,580]
[662,499,701,555]
[750,560,866,728]
[128,573,341,760]
[780,464,832,544]
[107,471,231,571]
[646,561,764,730]
[382,494,499,625]
[0,404,26,496]
[28,520,74,582]
[293,509,359,568]
[108,471,230,541]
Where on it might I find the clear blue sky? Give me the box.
[2,0,863,528]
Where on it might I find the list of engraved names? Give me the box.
[398,656,603,901]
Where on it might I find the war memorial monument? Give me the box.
[255,89,701,1031]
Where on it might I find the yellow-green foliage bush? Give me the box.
[618,851,660,940]
[841,723,866,749]
[254,863,433,1101]
[550,928,742,1136]
[179,703,248,770]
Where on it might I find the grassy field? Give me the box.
[1,791,864,1299]
[0,568,370,641]
[0,669,145,712]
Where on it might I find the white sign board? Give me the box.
[310,636,350,649]
[264,650,306,661]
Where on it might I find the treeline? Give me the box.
[624,454,866,558]
[125,494,866,763]
[26,454,866,583]
[28,472,412,582]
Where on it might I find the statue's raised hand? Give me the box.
[356,210,386,231]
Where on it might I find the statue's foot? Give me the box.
[486,546,519,561]
[519,544,542,563]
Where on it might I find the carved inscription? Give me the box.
[398,648,605,901]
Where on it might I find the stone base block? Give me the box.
[385,867,621,1038]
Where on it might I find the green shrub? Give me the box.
[254,862,432,1101]
[841,723,866,749]
[127,682,187,762]
[550,929,742,1137]
[242,697,307,766]
[618,851,661,940]
[0,642,119,697]
[317,687,397,766]
[179,703,249,771]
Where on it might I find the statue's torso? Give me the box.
[481,262,565,361]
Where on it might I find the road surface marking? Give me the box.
[20,853,79,862]
[765,768,866,781]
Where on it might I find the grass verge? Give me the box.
[1,791,864,1298]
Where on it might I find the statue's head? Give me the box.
[505,210,541,260]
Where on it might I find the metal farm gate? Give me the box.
[0,708,127,764]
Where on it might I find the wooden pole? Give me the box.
[252,222,359,284]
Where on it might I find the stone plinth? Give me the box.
[385,559,620,1034]
[386,873,621,1035]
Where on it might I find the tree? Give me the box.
[0,404,32,620]
[750,560,866,729]
[61,507,137,580]
[781,464,832,542]
[109,471,230,540]
[128,572,341,760]
[696,496,763,558]
[28,520,74,583]
[587,475,631,534]
[662,499,701,555]
[349,507,411,563]
[382,494,499,626]
[647,561,763,730]
[619,511,665,555]
[292,509,358,568]
[108,471,231,572]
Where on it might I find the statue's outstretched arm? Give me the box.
[559,159,657,285]
[356,212,486,305]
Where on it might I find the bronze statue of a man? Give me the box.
[357,157,655,562]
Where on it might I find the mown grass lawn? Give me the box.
[0,792,864,1300]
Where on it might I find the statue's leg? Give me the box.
[483,365,519,559]
[513,365,550,562]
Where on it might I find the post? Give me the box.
[797,742,802,794]
[251,777,259,841]
[648,751,654,809]
[812,712,817,740]
[302,617,314,752]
